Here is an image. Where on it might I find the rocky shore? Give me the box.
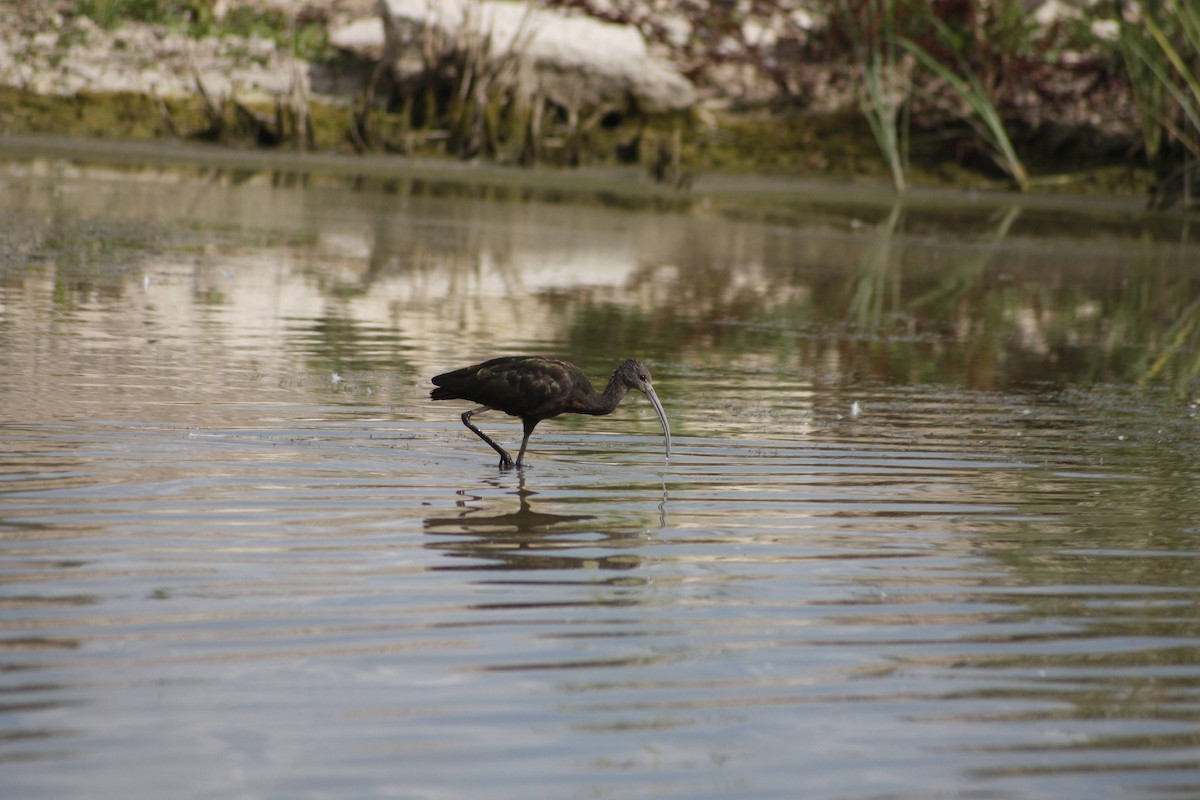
[0,0,1163,197]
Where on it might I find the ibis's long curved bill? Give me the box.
[643,385,671,460]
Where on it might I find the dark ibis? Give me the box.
[430,356,671,469]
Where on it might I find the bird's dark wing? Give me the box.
[430,357,590,419]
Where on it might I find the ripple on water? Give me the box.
[3,161,1200,799]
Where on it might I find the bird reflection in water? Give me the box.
[423,478,661,576]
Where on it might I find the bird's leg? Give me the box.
[514,418,539,468]
[462,408,515,469]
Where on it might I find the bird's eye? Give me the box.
[638,372,648,381]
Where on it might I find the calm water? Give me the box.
[2,144,1200,799]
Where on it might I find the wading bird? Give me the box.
[430,356,671,469]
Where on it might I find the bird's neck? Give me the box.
[579,371,628,415]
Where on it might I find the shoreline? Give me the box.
[0,131,1167,219]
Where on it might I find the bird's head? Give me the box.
[616,359,655,393]
[615,359,671,459]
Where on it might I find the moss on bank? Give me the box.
[0,86,1155,198]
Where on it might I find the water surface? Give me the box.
[2,148,1200,799]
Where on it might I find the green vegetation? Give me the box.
[1114,0,1200,208]
[828,0,1054,192]
[5,1,1198,205]
[827,0,1195,202]
[835,0,910,192]
[899,26,1030,192]
[0,87,337,150]
[72,0,333,61]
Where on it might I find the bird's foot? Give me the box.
[498,455,516,470]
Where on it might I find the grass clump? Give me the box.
[72,0,333,62]
[1114,0,1200,209]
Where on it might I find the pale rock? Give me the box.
[330,16,385,59]
[378,0,697,113]
[1033,0,1081,26]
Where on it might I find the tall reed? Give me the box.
[838,0,910,192]
[898,17,1030,192]
[1114,0,1199,208]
